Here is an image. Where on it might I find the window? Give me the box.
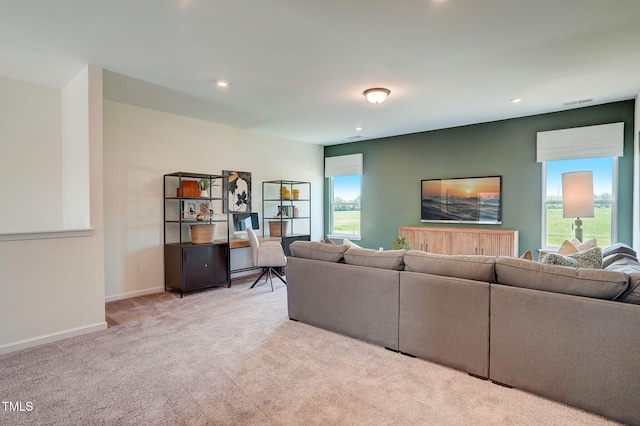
[537,122,623,249]
[325,153,363,239]
[329,175,361,238]
[542,157,617,248]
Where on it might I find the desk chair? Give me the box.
[246,227,287,291]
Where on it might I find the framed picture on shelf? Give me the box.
[196,200,214,219]
[182,200,198,219]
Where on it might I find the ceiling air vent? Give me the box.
[563,98,593,107]
[347,135,362,140]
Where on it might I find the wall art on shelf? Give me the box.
[182,200,198,219]
[223,170,251,213]
[196,200,214,219]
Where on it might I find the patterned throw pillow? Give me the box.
[541,253,579,267]
[568,246,603,269]
[541,247,603,269]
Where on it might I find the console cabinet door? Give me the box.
[477,232,518,257]
[183,245,228,290]
[447,231,481,255]
[399,227,445,253]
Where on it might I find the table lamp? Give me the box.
[562,171,594,243]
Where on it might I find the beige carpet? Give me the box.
[0,280,619,425]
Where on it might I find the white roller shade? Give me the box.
[325,153,363,177]
[536,122,624,162]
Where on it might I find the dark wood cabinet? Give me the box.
[165,243,229,293]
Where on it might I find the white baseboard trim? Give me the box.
[231,270,258,279]
[105,286,165,302]
[0,322,107,355]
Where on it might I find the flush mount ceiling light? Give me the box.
[363,88,390,104]
[215,80,230,87]
[511,97,522,103]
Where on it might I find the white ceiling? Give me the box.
[1,0,639,145]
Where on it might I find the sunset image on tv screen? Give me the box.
[421,176,501,223]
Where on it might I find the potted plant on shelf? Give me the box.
[198,178,211,197]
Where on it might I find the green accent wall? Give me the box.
[324,100,635,254]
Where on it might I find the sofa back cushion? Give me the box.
[404,251,496,283]
[605,256,640,305]
[289,241,348,262]
[602,242,637,259]
[344,248,406,270]
[495,257,629,300]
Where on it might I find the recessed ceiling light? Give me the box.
[511,97,522,103]
[355,126,363,131]
[215,80,230,87]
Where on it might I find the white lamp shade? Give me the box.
[562,171,594,218]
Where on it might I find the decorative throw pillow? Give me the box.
[519,250,533,261]
[541,252,579,268]
[321,238,336,244]
[571,238,598,251]
[342,238,361,249]
[558,240,579,255]
[568,246,603,269]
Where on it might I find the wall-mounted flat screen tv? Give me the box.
[421,176,502,224]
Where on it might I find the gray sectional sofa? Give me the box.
[286,241,640,425]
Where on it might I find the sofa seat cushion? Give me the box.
[605,256,640,305]
[404,251,496,283]
[289,241,348,262]
[495,257,628,300]
[344,248,406,270]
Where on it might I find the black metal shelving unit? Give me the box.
[163,172,230,297]
[261,180,311,256]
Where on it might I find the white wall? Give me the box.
[0,77,63,232]
[0,70,106,354]
[61,67,91,229]
[103,100,324,300]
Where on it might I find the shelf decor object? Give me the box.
[190,224,215,244]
